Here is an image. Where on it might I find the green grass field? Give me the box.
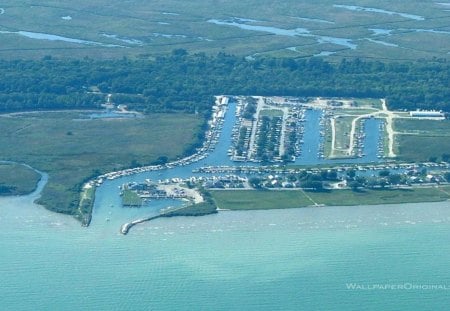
[0,111,201,218]
[122,189,143,207]
[163,201,218,217]
[334,116,353,150]
[0,0,448,60]
[211,186,450,210]
[0,162,41,195]
[394,119,450,162]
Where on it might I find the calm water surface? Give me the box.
[1,194,450,310]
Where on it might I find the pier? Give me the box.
[120,205,198,235]
[120,215,162,235]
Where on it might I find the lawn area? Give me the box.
[0,111,202,220]
[307,187,450,206]
[163,201,218,217]
[331,115,354,157]
[211,190,314,210]
[0,162,41,195]
[122,189,143,207]
[211,186,450,210]
[394,119,450,162]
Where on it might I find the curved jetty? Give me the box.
[120,215,162,235]
[120,203,218,235]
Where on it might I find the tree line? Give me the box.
[0,51,448,116]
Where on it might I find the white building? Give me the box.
[409,110,445,118]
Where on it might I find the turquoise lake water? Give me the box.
[1,192,450,310]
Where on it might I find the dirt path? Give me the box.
[299,188,320,206]
[381,99,397,158]
[329,99,397,158]
[330,117,336,157]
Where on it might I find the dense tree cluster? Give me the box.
[0,52,448,115]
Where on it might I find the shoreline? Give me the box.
[0,161,47,197]
[210,185,450,212]
[120,203,218,234]
[120,187,450,234]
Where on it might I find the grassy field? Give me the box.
[0,162,41,195]
[211,186,450,210]
[394,119,450,162]
[78,185,96,225]
[121,189,143,207]
[0,0,448,60]
[0,111,202,218]
[163,201,218,217]
[334,116,353,151]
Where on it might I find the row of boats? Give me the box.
[193,162,450,175]
[87,97,229,188]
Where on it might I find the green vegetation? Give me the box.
[163,188,217,216]
[211,190,312,210]
[334,116,353,151]
[121,189,143,207]
[307,187,450,206]
[211,186,450,210]
[394,119,450,162]
[0,112,201,217]
[0,1,448,61]
[0,162,41,195]
[0,56,449,116]
[163,201,217,217]
[77,185,96,225]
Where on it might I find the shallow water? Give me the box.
[293,16,335,24]
[101,33,143,45]
[366,38,399,47]
[0,30,122,47]
[369,28,393,36]
[152,32,187,38]
[333,4,425,21]
[407,28,450,35]
[314,51,337,57]
[87,111,143,119]
[2,198,450,310]
[208,19,310,37]
[208,19,357,49]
